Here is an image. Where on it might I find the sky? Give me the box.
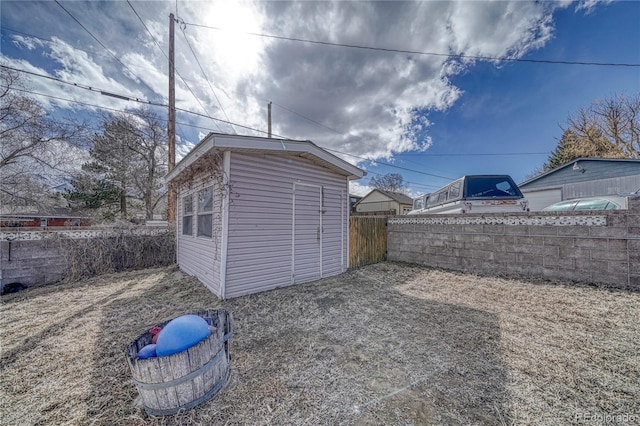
[1,0,639,197]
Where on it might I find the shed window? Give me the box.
[197,186,214,238]
[448,181,461,199]
[182,194,193,235]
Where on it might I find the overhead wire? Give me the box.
[270,101,343,135]
[2,27,208,88]
[12,83,440,192]
[53,0,160,100]
[3,85,217,138]
[3,27,113,62]
[3,21,412,140]
[399,151,549,157]
[123,0,223,132]
[1,65,161,106]
[125,0,221,136]
[322,147,454,180]
[176,17,236,134]
[182,22,640,68]
[2,64,532,183]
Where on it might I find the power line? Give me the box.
[4,65,458,180]
[1,64,161,106]
[271,101,343,134]
[177,17,236,134]
[3,27,107,60]
[125,1,168,61]
[399,152,549,157]
[7,84,440,193]
[3,25,345,137]
[8,83,450,188]
[323,147,454,180]
[2,64,264,134]
[3,85,216,137]
[55,0,219,132]
[53,0,159,100]
[122,1,223,132]
[183,22,640,68]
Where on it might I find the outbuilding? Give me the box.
[354,189,414,215]
[519,158,640,211]
[165,133,364,299]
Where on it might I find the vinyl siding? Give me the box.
[356,200,401,213]
[520,160,640,190]
[562,175,640,198]
[224,152,349,298]
[176,175,224,297]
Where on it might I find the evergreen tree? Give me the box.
[537,93,637,175]
[65,109,167,220]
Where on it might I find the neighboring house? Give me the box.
[519,158,640,211]
[0,208,91,227]
[165,133,364,299]
[354,189,414,215]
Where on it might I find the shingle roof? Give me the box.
[519,157,640,187]
[371,189,414,204]
[166,133,364,182]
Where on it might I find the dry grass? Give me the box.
[0,263,638,425]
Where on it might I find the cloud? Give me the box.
[11,35,44,50]
[575,0,614,15]
[348,181,372,197]
[1,0,577,166]
[231,0,563,160]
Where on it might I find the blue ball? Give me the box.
[138,344,157,360]
[155,315,211,357]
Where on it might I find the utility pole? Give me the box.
[167,13,176,223]
[268,101,272,138]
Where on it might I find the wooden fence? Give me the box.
[349,215,388,268]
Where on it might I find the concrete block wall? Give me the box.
[0,240,67,289]
[387,197,640,290]
[0,229,176,292]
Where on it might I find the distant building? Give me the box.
[354,189,414,215]
[518,158,640,211]
[0,210,91,228]
[349,194,362,213]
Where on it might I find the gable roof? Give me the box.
[166,133,364,182]
[357,189,414,205]
[519,157,640,188]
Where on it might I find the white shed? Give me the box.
[165,133,364,299]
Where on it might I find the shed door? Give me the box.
[321,187,345,277]
[293,183,322,284]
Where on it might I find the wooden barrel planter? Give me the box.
[125,309,233,416]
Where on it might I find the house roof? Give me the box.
[519,157,640,188]
[357,189,414,205]
[0,206,88,217]
[166,133,365,182]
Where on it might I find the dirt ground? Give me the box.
[1,263,638,425]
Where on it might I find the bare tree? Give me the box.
[0,67,87,213]
[68,109,167,220]
[537,93,638,175]
[566,92,639,159]
[128,108,168,220]
[369,173,406,192]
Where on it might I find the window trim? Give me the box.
[197,186,214,238]
[182,194,194,236]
